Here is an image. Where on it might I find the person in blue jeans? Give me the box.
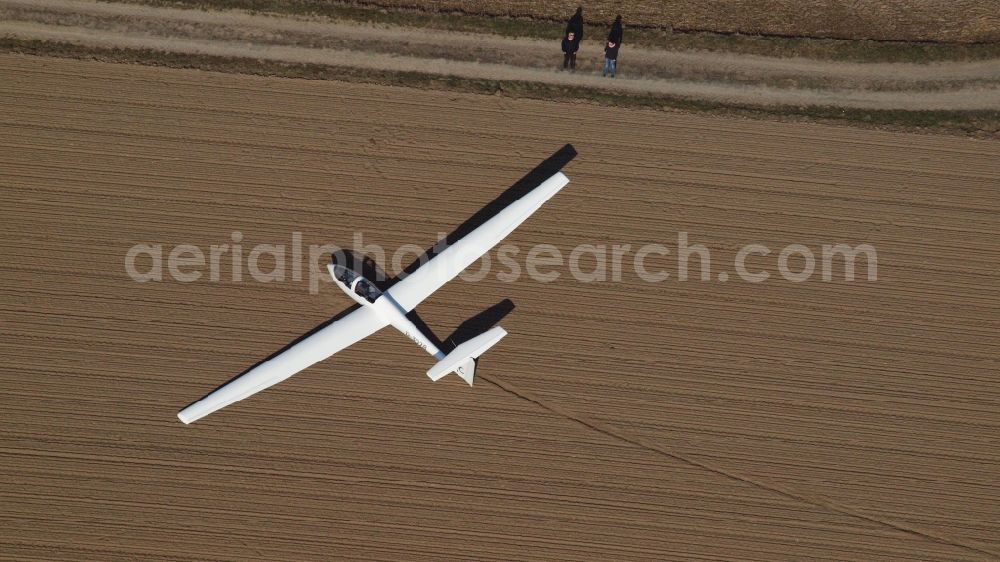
[603,15,623,77]
[602,45,618,77]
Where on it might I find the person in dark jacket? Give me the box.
[561,31,579,70]
[566,7,584,44]
[603,15,623,77]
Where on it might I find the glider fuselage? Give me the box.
[329,263,446,361]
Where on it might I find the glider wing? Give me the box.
[177,306,388,424]
[386,172,569,312]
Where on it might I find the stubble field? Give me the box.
[323,0,999,42]
[1,54,998,560]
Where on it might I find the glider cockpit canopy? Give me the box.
[331,263,382,304]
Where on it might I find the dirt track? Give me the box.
[2,54,999,560]
[3,0,1000,111]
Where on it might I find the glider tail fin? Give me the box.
[426,326,507,386]
[454,357,476,385]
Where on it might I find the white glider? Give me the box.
[177,171,569,424]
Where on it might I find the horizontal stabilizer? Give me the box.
[427,326,507,385]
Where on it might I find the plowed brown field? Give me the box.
[1,54,998,561]
[284,0,1000,43]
